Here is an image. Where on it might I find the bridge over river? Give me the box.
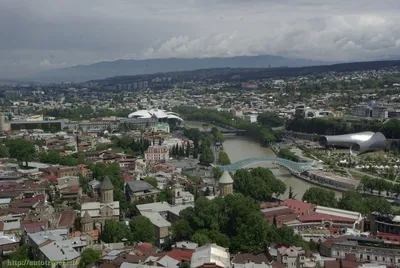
[215,157,316,173]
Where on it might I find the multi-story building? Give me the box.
[10,120,66,132]
[39,166,82,178]
[370,213,400,235]
[277,246,305,268]
[330,236,400,266]
[27,228,85,268]
[125,180,160,202]
[145,145,169,164]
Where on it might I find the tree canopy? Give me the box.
[130,216,156,243]
[6,139,36,167]
[174,194,306,253]
[79,248,101,268]
[233,167,286,201]
[218,151,231,165]
[302,187,337,207]
[101,220,132,243]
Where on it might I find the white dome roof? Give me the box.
[128,109,183,121]
[219,170,234,184]
[128,110,151,118]
[167,114,183,121]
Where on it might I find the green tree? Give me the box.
[257,112,284,127]
[79,248,101,268]
[218,151,231,165]
[7,244,36,268]
[185,144,190,157]
[232,212,269,253]
[172,219,193,242]
[0,144,9,157]
[199,146,214,165]
[339,191,365,213]
[144,177,158,188]
[130,216,156,243]
[302,187,337,207]
[191,232,212,246]
[7,138,36,167]
[363,197,392,215]
[233,168,286,201]
[102,220,132,243]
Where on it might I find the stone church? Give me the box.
[81,176,120,229]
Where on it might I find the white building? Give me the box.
[191,244,231,268]
[172,183,194,205]
[277,246,305,268]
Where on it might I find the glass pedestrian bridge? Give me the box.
[215,157,315,173]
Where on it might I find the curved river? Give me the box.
[184,121,341,199]
[222,136,342,200]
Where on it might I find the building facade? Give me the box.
[145,145,169,164]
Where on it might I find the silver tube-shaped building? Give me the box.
[319,131,386,155]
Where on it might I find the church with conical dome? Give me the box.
[80,176,120,229]
[219,170,234,196]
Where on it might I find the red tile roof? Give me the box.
[58,210,76,228]
[45,175,59,181]
[298,212,356,223]
[167,249,193,261]
[371,232,400,241]
[21,221,46,233]
[281,199,315,216]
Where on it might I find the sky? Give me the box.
[2,0,400,78]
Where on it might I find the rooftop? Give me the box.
[40,237,84,262]
[191,244,230,268]
[141,212,171,228]
[28,229,68,246]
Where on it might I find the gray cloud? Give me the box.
[1,0,400,78]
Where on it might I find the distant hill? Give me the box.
[91,59,400,86]
[27,55,330,83]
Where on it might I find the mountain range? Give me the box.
[27,55,331,83]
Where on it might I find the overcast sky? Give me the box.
[2,0,400,78]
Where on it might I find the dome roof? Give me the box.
[127,108,183,121]
[100,175,114,190]
[128,110,151,118]
[219,170,234,184]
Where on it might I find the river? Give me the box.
[184,121,341,199]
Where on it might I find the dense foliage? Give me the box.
[7,244,36,268]
[199,134,215,165]
[112,136,151,155]
[79,248,101,268]
[218,150,231,165]
[257,112,285,127]
[302,187,337,207]
[278,148,299,162]
[129,216,156,243]
[287,117,400,139]
[303,187,393,216]
[339,191,392,215]
[173,194,307,254]
[6,139,36,167]
[175,107,280,146]
[233,167,286,201]
[39,150,85,166]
